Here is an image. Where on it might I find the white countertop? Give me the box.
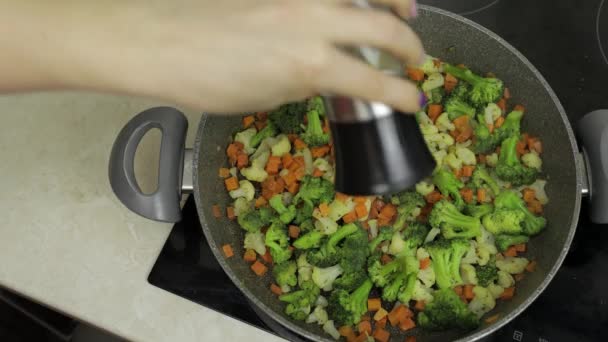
[0,92,284,342]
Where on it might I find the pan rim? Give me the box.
[192,5,583,341]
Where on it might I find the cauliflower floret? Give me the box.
[468,286,496,318]
[424,227,442,243]
[419,55,443,74]
[476,228,498,266]
[244,232,266,255]
[486,153,499,167]
[422,73,445,92]
[497,270,515,288]
[327,198,355,221]
[411,280,434,303]
[484,103,502,125]
[388,232,406,255]
[417,247,430,261]
[234,127,257,154]
[445,152,463,170]
[233,198,253,216]
[241,151,270,182]
[270,134,291,157]
[313,158,332,172]
[316,295,328,308]
[456,146,477,166]
[315,217,338,235]
[432,150,448,169]
[418,264,436,287]
[323,320,340,340]
[416,180,435,196]
[312,265,343,291]
[229,180,255,201]
[461,241,479,264]
[435,112,455,132]
[460,264,478,285]
[528,179,549,204]
[496,257,529,274]
[487,283,505,299]
[522,151,542,170]
[421,123,439,136]
[306,305,329,325]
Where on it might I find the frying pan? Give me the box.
[108,6,608,341]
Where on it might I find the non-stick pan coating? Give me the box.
[193,6,581,342]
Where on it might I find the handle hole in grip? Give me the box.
[134,128,162,195]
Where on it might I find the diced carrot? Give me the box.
[405,336,417,342]
[485,314,500,324]
[425,191,443,204]
[255,111,268,121]
[358,320,372,336]
[461,165,475,177]
[261,250,273,264]
[375,316,388,329]
[243,249,257,262]
[254,120,267,130]
[355,203,368,219]
[293,155,305,167]
[287,182,299,195]
[212,204,222,218]
[226,206,236,220]
[477,188,487,203]
[294,167,307,181]
[381,254,393,265]
[460,188,474,204]
[282,171,297,186]
[494,116,505,130]
[319,203,330,217]
[294,138,307,150]
[312,168,324,177]
[372,199,385,211]
[222,244,234,258]
[526,260,537,272]
[530,139,543,154]
[353,333,368,342]
[478,154,487,164]
[406,67,425,82]
[367,298,382,312]
[513,104,525,112]
[444,73,459,92]
[503,87,511,99]
[343,210,358,224]
[414,300,426,311]
[428,104,443,122]
[224,176,239,191]
[527,199,543,215]
[288,225,300,239]
[254,197,267,209]
[378,204,397,220]
[372,327,390,342]
[388,305,413,326]
[311,145,331,158]
[269,283,283,296]
[453,285,463,296]
[496,99,506,113]
[453,168,463,178]
[282,153,294,169]
[361,221,370,230]
[218,167,231,178]
[236,153,249,169]
[453,115,470,130]
[336,192,349,203]
[242,115,255,128]
[514,243,527,253]
[419,257,431,270]
[500,287,515,300]
[504,246,518,257]
[398,317,416,332]
[265,156,281,175]
[463,284,475,300]
[226,143,242,159]
[354,196,367,204]
[516,140,527,157]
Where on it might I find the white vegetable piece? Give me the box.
[244,232,266,255]
[496,257,529,274]
[411,280,434,303]
[315,217,338,235]
[487,283,505,299]
[456,146,477,166]
[425,228,442,244]
[418,264,436,288]
[435,112,455,132]
[522,151,542,170]
[468,286,496,318]
[388,232,406,255]
[461,240,479,264]
[229,180,255,201]
[422,72,445,92]
[460,264,478,285]
[528,179,549,204]
[420,55,443,74]
[312,265,343,291]
[486,153,499,167]
[484,103,502,125]
[323,320,341,340]
[234,127,258,155]
[416,180,435,196]
[497,271,515,288]
[270,134,291,157]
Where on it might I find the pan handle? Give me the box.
[577,109,608,223]
[108,107,188,223]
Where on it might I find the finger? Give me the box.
[321,0,417,19]
[316,49,423,113]
[320,7,425,66]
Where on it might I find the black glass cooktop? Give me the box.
[149,1,608,341]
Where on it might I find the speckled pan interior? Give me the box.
[192,6,581,342]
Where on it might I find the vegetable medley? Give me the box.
[216,55,548,341]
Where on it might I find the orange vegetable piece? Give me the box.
[476,188,487,203]
[212,204,222,218]
[261,250,273,264]
[254,120,267,130]
[500,287,515,300]
[453,168,463,178]
[288,225,301,239]
[336,192,349,202]
[425,191,443,204]
[355,203,368,219]
[367,298,382,312]
[255,196,267,208]
[461,165,475,177]
[293,138,307,150]
[342,210,358,224]
[405,336,417,342]
[375,316,388,329]
[236,153,249,169]
[414,300,426,311]
[504,246,518,257]
[242,115,255,128]
[354,196,367,204]
[513,104,525,112]
[372,328,390,342]
[358,320,372,336]
[251,260,267,276]
[378,204,397,220]
[516,140,527,157]
[496,99,507,112]
[312,168,324,177]
[398,317,416,332]
[527,199,543,214]
[338,326,356,341]
[222,244,234,258]
[270,283,283,296]
[311,145,330,158]
[243,249,257,263]
[353,334,369,342]
[226,143,242,159]
[428,104,443,122]
[218,167,231,178]
[526,260,537,272]
[485,314,500,324]
[380,254,393,265]
[282,153,294,169]
[265,156,281,175]
[530,139,543,154]
[224,177,239,191]
[255,111,268,121]
[319,203,330,217]
[226,206,236,220]
[514,243,527,253]
[406,67,425,81]
[444,73,458,92]
[453,285,463,296]
[503,87,511,99]
[419,257,431,270]
[287,182,299,195]
[460,188,474,204]
[294,167,307,181]
[388,305,413,326]
[463,284,475,300]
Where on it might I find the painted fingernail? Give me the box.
[419,92,427,108]
[410,0,418,18]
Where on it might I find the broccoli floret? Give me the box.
[450,82,470,100]
[367,253,402,287]
[472,121,497,154]
[294,199,314,225]
[474,109,523,154]
[464,203,494,218]
[369,226,394,253]
[382,270,407,302]
[475,257,498,287]
[327,279,374,326]
[339,228,369,272]
[470,165,500,196]
[402,223,431,255]
[269,194,297,224]
[300,106,329,147]
[299,219,315,233]
[429,200,481,240]
[418,288,479,331]
[392,191,426,230]
[237,207,273,232]
[494,191,546,236]
[445,97,476,121]
[495,234,530,252]
[428,87,446,104]
[307,96,326,116]
[293,231,324,250]
[425,238,470,289]
[444,64,503,108]
[265,222,292,264]
[493,110,523,143]
[333,271,368,292]
[312,264,343,291]
[433,169,465,209]
[307,223,359,267]
[250,121,278,148]
[274,261,297,288]
[279,280,320,320]
[496,135,538,186]
[398,272,419,304]
[269,101,307,134]
[482,208,525,235]
[295,175,335,206]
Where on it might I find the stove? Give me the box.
[148,1,608,341]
